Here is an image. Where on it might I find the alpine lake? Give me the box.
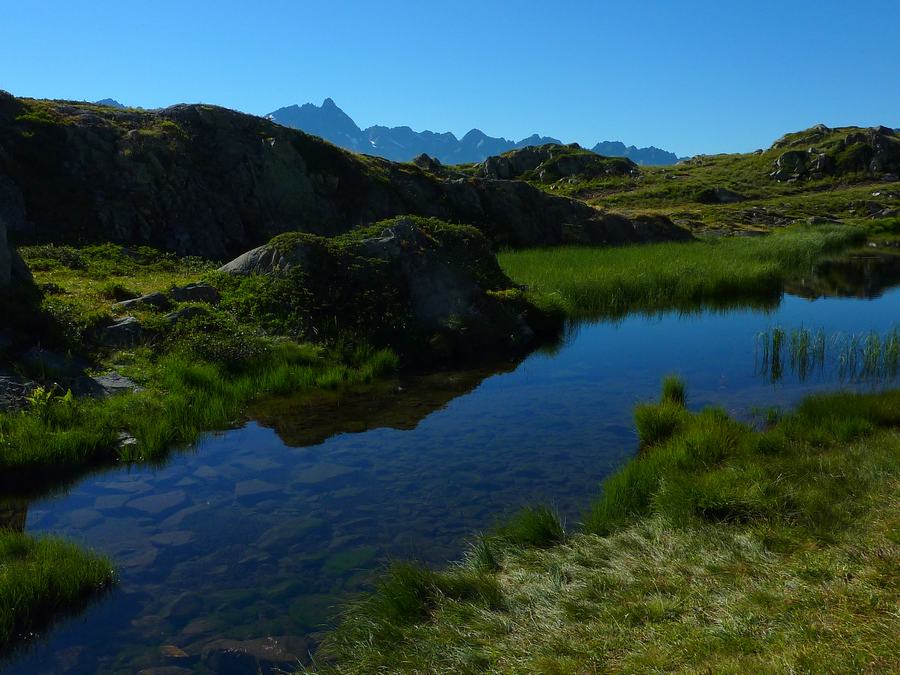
[5,251,900,674]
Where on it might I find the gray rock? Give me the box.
[412,153,443,172]
[72,371,143,398]
[200,636,311,674]
[165,306,207,324]
[114,291,171,311]
[98,316,144,347]
[218,244,309,276]
[168,282,220,304]
[0,373,37,411]
[697,187,747,204]
[772,150,808,180]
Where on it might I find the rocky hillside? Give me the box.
[770,124,900,181]
[0,93,689,260]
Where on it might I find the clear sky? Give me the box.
[2,1,898,156]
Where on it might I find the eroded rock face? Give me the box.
[0,93,688,258]
[219,217,555,356]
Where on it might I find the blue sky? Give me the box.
[2,1,898,156]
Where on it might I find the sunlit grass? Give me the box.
[0,531,115,650]
[498,224,865,318]
[0,342,398,488]
[315,383,900,674]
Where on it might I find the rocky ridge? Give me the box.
[0,93,689,259]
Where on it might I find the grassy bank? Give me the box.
[317,382,900,673]
[0,531,114,651]
[0,341,397,490]
[499,223,867,318]
[0,243,400,490]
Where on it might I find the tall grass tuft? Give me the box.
[0,532,115,649]
[757,325,900,383]
[661,375,686,407]
[493,506,566,548]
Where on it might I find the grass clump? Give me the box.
[498,223,865,318]
[660,374,686,406]
[493,506,566,548]
[317,382,900,673]
[0,531,115,651]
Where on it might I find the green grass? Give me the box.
[0,341,398,490]
[314,383,900,673]
[499,224,866,319]
[0,531,115,651]
[0,242,408,490]
[755,325,900,383]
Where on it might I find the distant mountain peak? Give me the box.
[267,98,679,165]
[95,98,125,109]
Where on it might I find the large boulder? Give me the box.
[219,217,558,356]
[0,93,688,258]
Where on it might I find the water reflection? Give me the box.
[787,250,900,299]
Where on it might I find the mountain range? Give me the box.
[266,99,681,165]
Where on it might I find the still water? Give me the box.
[5,255,900,673]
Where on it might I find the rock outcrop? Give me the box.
[219,216,559,357]
[0,175,30,288]
[0,206,9,288]
[770,125,900,181]
[0,93,689,259]
[478,144,638,182]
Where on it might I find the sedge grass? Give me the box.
[0,531,115,651]
[0,342,399,489]
[498,224,865,319]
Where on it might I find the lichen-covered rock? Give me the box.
[0,93,688,258]
[219,216,559,357]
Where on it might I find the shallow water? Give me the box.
[6,258,900,673]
